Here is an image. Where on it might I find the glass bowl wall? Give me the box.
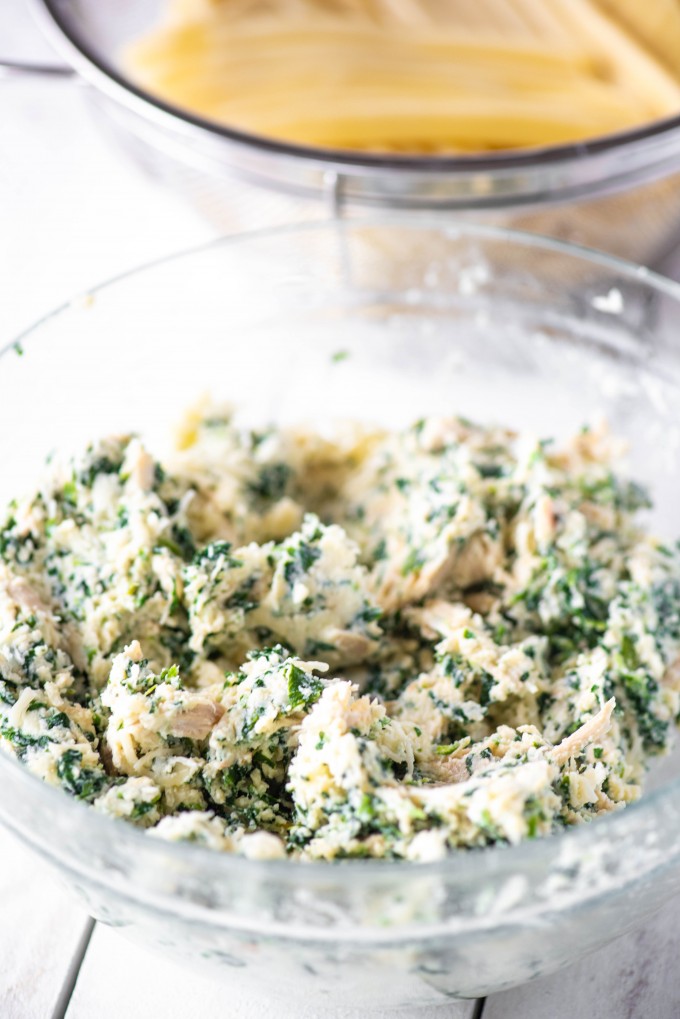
[1,221,680,1008]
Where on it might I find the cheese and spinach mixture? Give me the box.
[1,407,679,861]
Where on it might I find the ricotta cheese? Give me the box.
[0,407,679,861]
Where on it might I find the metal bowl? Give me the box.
[18,0,680,257]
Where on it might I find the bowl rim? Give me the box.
[2,216,680,888]
[34,0,680,180]
[8,216,680,357]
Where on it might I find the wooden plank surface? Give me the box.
[66,923,476,1019]
[484,894,680,1019]
[0,828,91,1019]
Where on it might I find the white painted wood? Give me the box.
[0,27,212,353]
[484,894,680,1019]
[0,827,91,1019]
[66,923,476,1019]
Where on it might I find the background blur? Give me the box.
[0,2,213,347]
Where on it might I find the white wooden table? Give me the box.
[3,5,680,1017]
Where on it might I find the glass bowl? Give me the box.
[20,0,680,259]
[2,220,680,1010]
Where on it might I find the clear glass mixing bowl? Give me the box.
[15,0,680,259]
[2,220,680,1010]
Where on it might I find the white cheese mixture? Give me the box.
[1,408,679,861]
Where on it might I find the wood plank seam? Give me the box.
[50,917,96,1019]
